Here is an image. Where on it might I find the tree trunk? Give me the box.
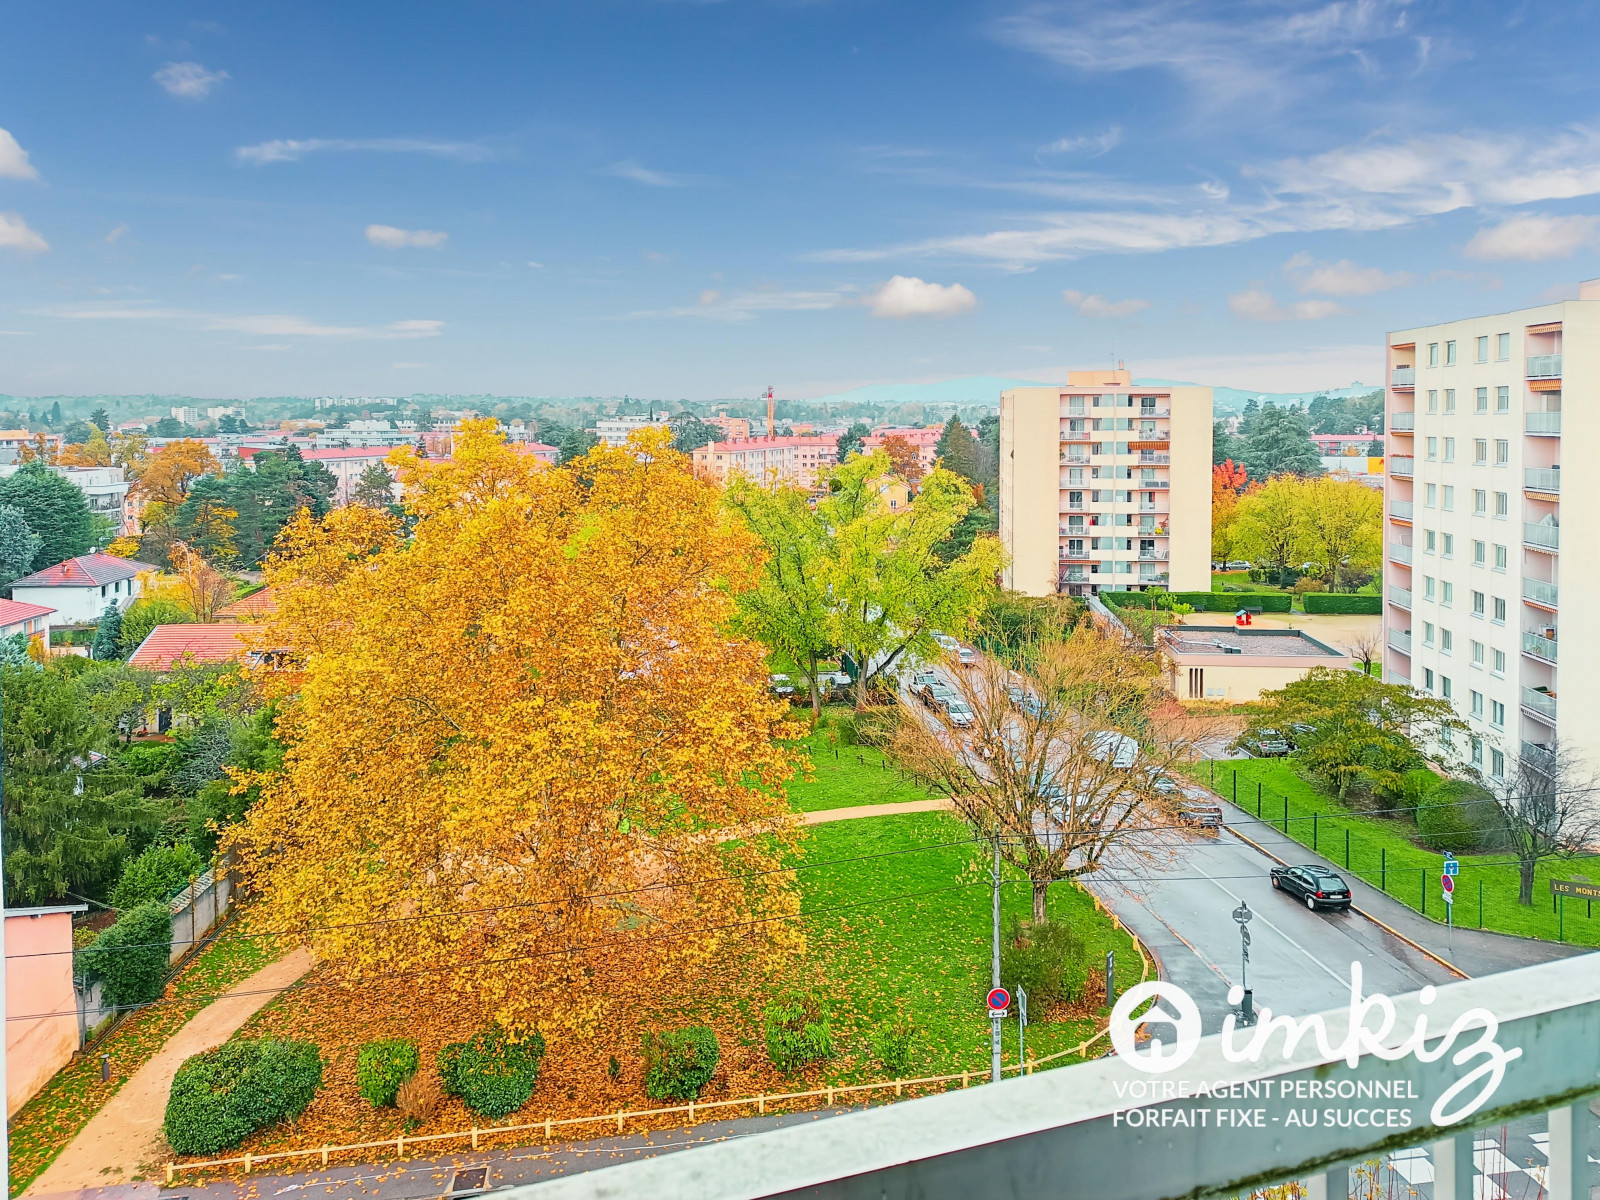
[808,650,821,719]
[1518,857,1536,906]
[1032,878,1049,924]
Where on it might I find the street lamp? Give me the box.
[1232,900,1256,1026]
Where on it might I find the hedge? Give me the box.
[1101,590,1291,614]
[164,1039,323,1155]
[357,1038,419,1107]
[1417,780,1504,853]
[439,1024,545,1117]
[111,841,205,911]
[76,901,171,1009]
[642,1026,721,1100]
[764,993,834,1073]
[1302,593,1382,615]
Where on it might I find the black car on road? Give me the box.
[1270,864,1353,911]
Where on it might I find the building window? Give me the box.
[1445,340,1457,365]
[1470,690,1484,718]
[1443,437,1455,462]
[1471,639,1485,665]
[1424,529,1436,553]
[1424,668,1435,691]
[1491,748,1505,777]
[1475,387,1488,413]
[1492,648,1506,675]
[1423,622,1435,646]
[1445,389,1456,414]
[1493,491,1508,518]
[1442,532,1454,557]
[1476,336,1489,363]
[1472,589,1485,615]
[1495,385,1509,413]
[1473,438,1487,464]
[1441,628,1453,652]
[1493,544,1507,571]
[1496,332,1510,361]
[1470,736,1483,766]
[1472,541,1486,566]
[1428,343,1440,366]
[1427,389,1439,414]
[1424,576,1436,600]
[1426,436,1438,461]
[1442,486,1454,512]
[1495,439,1509,465]
[1490,701,1505,729]
[1492,596,1506,623]
[1442,581,1454,606]
[1473,490,1487,515]
[1441,676,1453,700]
[1425,482,1437,507]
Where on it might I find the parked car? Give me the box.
[911,668,939,690]
[932,632,959,651]
[957,646,977,668]
[1176,801,1223,829]
[768,674,795,697]
[1090,730,1139,769]
[1238,728,1291,757]
[943,697,975,728]
[1270,864,1353,911]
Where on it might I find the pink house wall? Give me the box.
[6,907,84,1116]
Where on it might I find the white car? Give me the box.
[934,633,959,652]
[944,698,975,728]
[957,647,977,667]
[1089,730,1139,769]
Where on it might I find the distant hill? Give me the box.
[1133,379,1380,415]
[798,376,1377,415]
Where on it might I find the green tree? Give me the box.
[350,462,397,509]
[1240,405,1323,479]
[935,418,979,482]
[835,421,869,462]
[1294,476,1381,592]
[0,503,43,587]
[1255,668,1464,801]
[174,449,336,568]
[1231,475,1308,586]
[2,663,161,904]
[973,413,999,506]
[80,661,156,745]
[0,462,95,570]
[49,401,61,426]
[1212,420,1241,465]
[119,596,192,656]
[558,428,599,464]
[670,414,719,453]
[92,600,124,660]
[89,407,111,433]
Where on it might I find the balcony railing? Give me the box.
[1389,411,1414,431]
[1525,521,1560,551]
[1060,453,1090,465]
[1137,548,1170,561]
[1527,353,1562,379]
[1390,456,1414,477]
[1136,524,1169,536]
[1523,578,1559,608]
[1390,365,1415,387]
[1137,452,1170,464]
[1388,585,1412,609]
[1387,628,1412,654]
[1522,631,1558,663]
[1522,686,1558,722]
[1389,499,1413,520]
[1387,669,1409,687]
[1525,412,1562,436]
[1525,467,1561,494]
[1136,480,1171,490]
[1522,740,1558,775]
[1389,542,1412,565]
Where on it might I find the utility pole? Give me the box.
[991,835,1002,1084]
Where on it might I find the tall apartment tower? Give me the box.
[1383,283,1600,786]
[999,369,1212,598]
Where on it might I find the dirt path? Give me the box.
[26,947,315,1197]
[801,798,954,825]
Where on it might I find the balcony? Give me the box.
[1525,467,1561,494]
[1060,430,1093,443]
[1135,480,1171,490]
[1388,585,1412,609]
[1523,578,1559,609]
[1522,630,1558,664]
[1389,542,1412,565]
[1060,453,1090,465]
[1526,412,1562,436]
[1389,411,1414,431]
[1387,670,1409,687]
[1522,686,1558,723]
[1527,353,1562,379]
[1390,456,1414,477]
[1136,452,1170,464]
[1522,740,1558,775]
[1389,499,1413,521]
[1390,365,1415,387]
[1525,522,1560,552]
[1136,523,1169,536]
[1387,628,1411,654]
[1137,548,1170,561]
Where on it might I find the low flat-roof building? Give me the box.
[1158,624,1355,702]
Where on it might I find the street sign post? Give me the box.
[1232,901,1255,1025]
[1441,872,1455,926]
[1104,950,1114,1008]
[987,987,1011,1016]
[1443,855,1459,877]
[1017,986,1029,1071]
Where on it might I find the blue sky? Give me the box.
[3,1,1600,401]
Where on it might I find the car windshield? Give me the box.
[947,701,971,715]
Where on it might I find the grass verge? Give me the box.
[785,716,931,812]
[1193,757,1600,947]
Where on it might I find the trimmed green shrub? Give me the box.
[77,901,171,1009]
[870,1015,917,1076]
[641,1025,721,1100]
[764,993,834,1073]
[1302,593,1382,615]
[999,917,1087,1010]
[1417,780,1504,853]
[1102,590,1291,614]
[438,1025,545,1117]
[111,841,205,911]
[164,1039,323,1155]
[357,1038,419,1107]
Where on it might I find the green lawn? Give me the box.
[785,721,934,812]
[1192,757,1600,948]
[793,808,1144,1081]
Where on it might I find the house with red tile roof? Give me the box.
[9,553,156,625]
[0,598,54,643]
[126,623,250,670]
[217,586,277,622]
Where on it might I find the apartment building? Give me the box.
[1383,284,1600,787]
[691,434,839,491]
[999,369,1211,598]
[862,426,944,476]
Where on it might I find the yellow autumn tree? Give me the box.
[226,422,803,1041]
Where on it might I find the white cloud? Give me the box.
[366,224,449,249]
[1228,289,1345,322]
[1463,214,1600,261]
[0,128,39,181]
[1038,126,1123,158]
[628,286,850,323]
[0,212,48,253]
[1283,252,1413,295]
[698,289,721,306]
[106,223,130,244]
[38,303,442,340]
[154,61,229,99]
[866,275,978,319]
[1062,289,1149,318]
[608,160,697,187]
[527,260,544,269]
[0,330,33,336]
[234,137,492,165]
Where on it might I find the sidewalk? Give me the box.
[25,948,314,1197]
[801,798,954,825]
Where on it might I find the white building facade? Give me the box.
[1383,283,1600,786]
